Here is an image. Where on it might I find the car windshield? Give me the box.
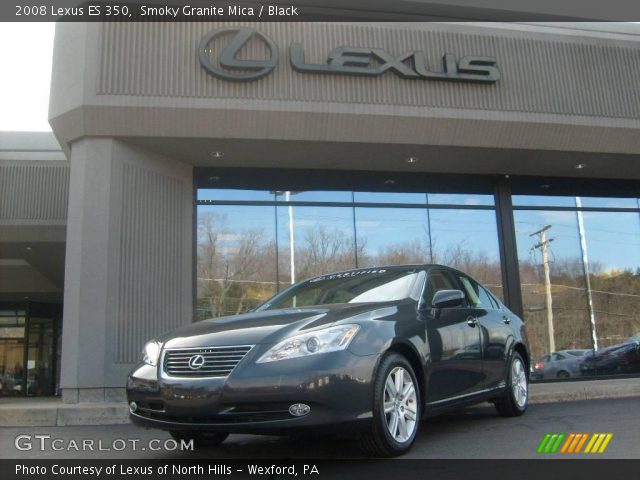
[257,268,424,310]
[566,350,587,357]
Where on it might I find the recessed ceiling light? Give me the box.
[210,151,224,158]
[405,157,418,164]
[25,246,32,251]
[384,179,396,185]
[574,163,586,169]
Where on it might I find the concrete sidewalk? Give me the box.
[1,377,639,427]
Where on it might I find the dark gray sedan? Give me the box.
[127,265,530,457]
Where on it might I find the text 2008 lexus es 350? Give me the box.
[127,265,530,457]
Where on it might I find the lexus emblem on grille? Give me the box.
[188,354,206,370]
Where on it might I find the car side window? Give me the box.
[458,276,495,309]
[485,289,501,309]
[424,270,458,307]
[554,353,566,361]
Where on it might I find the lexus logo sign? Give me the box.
[199,27,500,84]
[198,27,278,81]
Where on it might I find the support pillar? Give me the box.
[60,138,193,403]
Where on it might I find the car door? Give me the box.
[551,353,569,377]
[457,275,510,390]
[423,269,484,404]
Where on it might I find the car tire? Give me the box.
[360,353,421,457]
[494,351,528,417]
[169,431,229,449]
[556,370,570,379]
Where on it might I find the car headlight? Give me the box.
[142,341,162,366]
[256,324,360,363]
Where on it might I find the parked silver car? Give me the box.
[531,349,590,380]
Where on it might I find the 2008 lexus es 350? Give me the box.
[127,265,530,457]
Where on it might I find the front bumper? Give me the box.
[127,348,379,434]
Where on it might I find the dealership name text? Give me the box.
[15,463,318,476]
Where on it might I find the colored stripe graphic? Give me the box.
[539,433,613,454]
[550,433,565,453]
[537,433,565,453]
[585,433,613,454]
[537,434,552,453]
[597,434,613,453]
[573,433,589,453]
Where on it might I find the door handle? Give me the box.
[466,316,478,327]
[502,315,511,324]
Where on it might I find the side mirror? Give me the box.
[432,290,465,309]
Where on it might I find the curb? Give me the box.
[0,403,130,427]
[529,389,640,405]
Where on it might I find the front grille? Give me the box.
[163,345,253,377]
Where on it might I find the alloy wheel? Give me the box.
[511,358,528,408]
[383,366,418,443]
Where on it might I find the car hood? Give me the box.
[158,301,402,349]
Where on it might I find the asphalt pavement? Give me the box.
[1,397,638,459]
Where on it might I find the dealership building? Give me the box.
[1,21,640,401]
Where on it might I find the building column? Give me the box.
[60,138,193,403]
[495,177,524,319]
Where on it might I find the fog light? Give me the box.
[289,403,310,417]
[129,401,138,413]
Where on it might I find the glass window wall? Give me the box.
[514,197,640,380]
[196,205,277,320]
[197,190,503,316]
[277,206,356,286]
[429,209,503,298]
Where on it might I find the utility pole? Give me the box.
[285,191,295,285]
[272,190,300,286]
[530,225,556,353]
[575,197,598,351]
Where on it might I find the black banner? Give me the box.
[4,0,640,22]
[2,460,640,480]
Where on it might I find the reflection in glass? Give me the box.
[513,195,640,209]
[275,191,353,203]
[27,317,55,396]
[427,193,494,206]
[512,195,577,207]
[578,197,639,209]
[514,210,592,363]
[277,206,356,288]
[196,190,504,322]
[429,209,503,299]
[353,192,427,204]
[197,189,274,202]
[515,206,640,378]
[0,312,25,397]
[580,211,640,353]
[355,208,431,268]
[196,205,277,319]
